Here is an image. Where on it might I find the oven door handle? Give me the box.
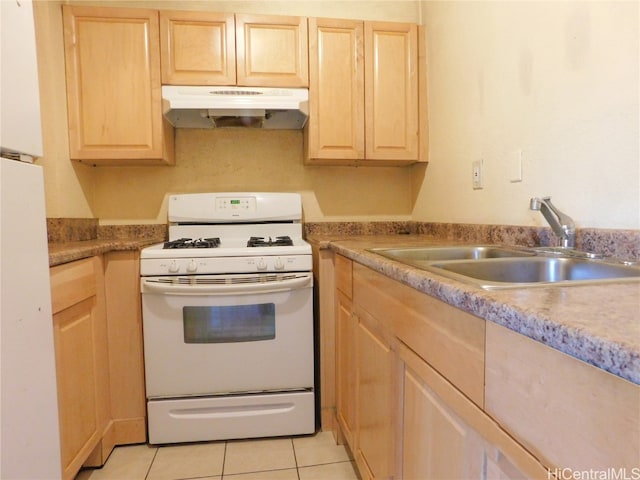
[141,275,312,295]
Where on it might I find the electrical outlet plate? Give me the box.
[472,160,483,189]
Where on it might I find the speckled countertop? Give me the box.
[47,219,167,266]
[48,237,163,267]
[309,234,640,385]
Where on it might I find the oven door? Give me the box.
[140,272,314,399]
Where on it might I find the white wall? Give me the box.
[415,1,639,229]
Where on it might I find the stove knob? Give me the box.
[168,260,179,273]
[275,258,284,270]
[257,258,267,271]
[187,259,198,273]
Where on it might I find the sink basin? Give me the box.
[368,245,640,289]
[369,245,534,263]
[426,257,640,289]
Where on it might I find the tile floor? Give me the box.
[76,432,359,480]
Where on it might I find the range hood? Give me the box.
[162,86,309,129]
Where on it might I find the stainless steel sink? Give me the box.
[426,257,640,289]
[368,245,640,289]
[369,245,534,263]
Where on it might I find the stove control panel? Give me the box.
[251,256,293,272]
[168,192,302,223]
[141,255,312,276]
[216,196,256,213]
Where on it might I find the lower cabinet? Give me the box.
[485,322,640,472]
[331,253,639,479]
[103,251,147,444]
[333,254,548,479]
[399,342,543,480]
[402,349,484,479]
[335,290,357,447]
[354,308,399,479]
[51,257,110,480]
[50,253,147,480]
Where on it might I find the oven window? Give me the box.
[183,304,276,343]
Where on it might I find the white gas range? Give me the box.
[140,192,315,444]
[140,191,312,276]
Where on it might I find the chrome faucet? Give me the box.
[530,197,576,248]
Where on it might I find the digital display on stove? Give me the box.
[215,196,256,212]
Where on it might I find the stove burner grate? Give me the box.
[247,236,294,247]
[164,237,221,249]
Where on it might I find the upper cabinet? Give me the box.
[62,6,174,166]
[365,22,419,163]
[306,18,365,162]
[60,6,423,167]
[160,12,308,87]
[160,11,236,85]
[236,14,308,87]
[306,18,425,166]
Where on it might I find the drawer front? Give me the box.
[50,257,98,314]
[335,254,353,298]
[353,262,485,407]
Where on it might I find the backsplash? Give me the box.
[304,221,417,236]
[304,222,640,262]
[47,218,166,243]
[48,218,639,262]
[577,228,640,261]
[98,224,168,241]
[47,218,98,243]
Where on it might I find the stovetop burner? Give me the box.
[247,236,294,247]
[164,237,221,249]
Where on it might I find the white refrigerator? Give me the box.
[0,159,62,479]
[0,0,62,478]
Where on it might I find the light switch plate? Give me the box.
[509,149,522,183]
[472,160,483,189]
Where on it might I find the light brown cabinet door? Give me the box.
[365,22,418,162]
[400,341,546,480]
[402,365,484,480]
[355,309,396,480]
[62,6,173,165]
[306,19,419,165]
[160,10,236,85]
[306,18,364,163]
[335,290,357,447]
[51,257,109,480]
[54,297,100,479]
[235,13,308,87]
